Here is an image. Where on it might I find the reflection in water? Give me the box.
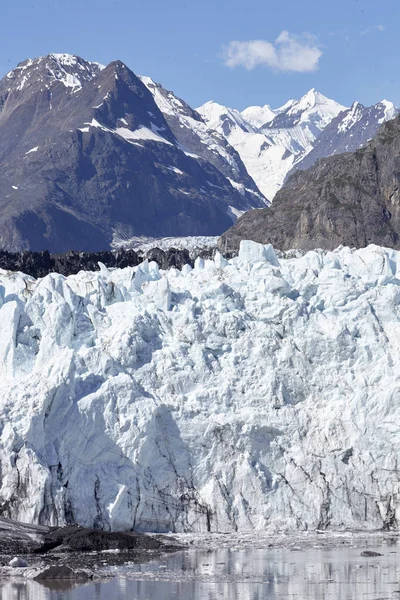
[1,543,400,600]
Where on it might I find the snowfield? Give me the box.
[0,241,399,533]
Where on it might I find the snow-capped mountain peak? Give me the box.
[268,88,347,130]
[49,53,105,71]
[5,53,104,94]
[241,104,276,128]
[197,90,348,201]
[378,99,397,122]
[290,98,399,175]
[196,100,254,135]
[296,88,328,108]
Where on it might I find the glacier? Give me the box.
[0,241,400,533]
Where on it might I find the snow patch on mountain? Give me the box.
[0,242,400,532]
[241,104,275,128]
[78,118,173,146]
[140,76,187,117]
[115,126,173,146]
[378,99,397,124]
[275,88,346,130]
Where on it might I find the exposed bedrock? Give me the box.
[219,116,400,253]
[0,247,215,278]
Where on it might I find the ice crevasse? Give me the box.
[0,240,399,533]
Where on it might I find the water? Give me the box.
[1,542,400,599]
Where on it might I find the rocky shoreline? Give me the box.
[0,517,180,582]
[0,246,219,278]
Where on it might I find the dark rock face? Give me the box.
[0,246,216,278]
[145,247,191,270]
[219,116,400,253]
[34,525,165,553]
[0,249,141,278]
[0,54,262,253]
[34,565,90,581]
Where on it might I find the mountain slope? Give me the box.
[0,54,259,253]
[219,115,400,253]
[141,77,266,208]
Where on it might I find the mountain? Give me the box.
[199,91,399,203]
[219,115,400,253]
[1,54,397,254]
[241,103,275,127]
[290,99,399,174]
[265,89,345,131]
[140,77,265,208]
[1,241,400,532]
[0,54,266,253]
[198,90,347,200]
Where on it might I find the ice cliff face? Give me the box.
[0,242,400,533]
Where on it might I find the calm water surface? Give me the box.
[1,542,400,600]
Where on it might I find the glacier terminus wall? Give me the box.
[0,241,399,533]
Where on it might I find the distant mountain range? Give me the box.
[0,53,398,252]
[219,114,400,253]
[198,91,398,201]
[288,99,397,175]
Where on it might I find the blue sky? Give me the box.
[1,0,399,110]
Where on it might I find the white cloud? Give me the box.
[361,24,385,35]
[222,31,322,73]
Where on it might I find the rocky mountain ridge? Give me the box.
[0,52,398,254]
[198,91,398,201]
[219,115,400,253]
[0,54,266,253]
